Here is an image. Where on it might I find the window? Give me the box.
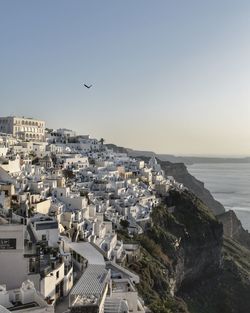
[56,271,59,279]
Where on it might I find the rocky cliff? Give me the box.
[181,237,250,313]
[121,189,250,313]
[157,160,250,252]
[217,210,250,250]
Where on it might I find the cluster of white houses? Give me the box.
[0,116,184,313]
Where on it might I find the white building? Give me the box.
[0,117,45,142]
[0,155,21,175]
[0,224,30,289]
[0,147,8,157]
[0,280,54,313]
[55,128,76,138]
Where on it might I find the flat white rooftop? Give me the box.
[68,242,105,265]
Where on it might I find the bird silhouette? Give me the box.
[83,84,92,89]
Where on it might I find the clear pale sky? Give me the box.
[0,0,249,156]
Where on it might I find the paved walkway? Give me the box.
[55,269,82,313]
[55,294,70,313]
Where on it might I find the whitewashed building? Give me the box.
[0,117,45,142]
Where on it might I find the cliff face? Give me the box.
[125,189,224,313]
[218,210,250,250]
[149,190,223,290]
[124,189,250,313]
[181,237,250,313]
[158,160,250,252]
[158,161,225,215]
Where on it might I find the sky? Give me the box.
[0,0,249,156]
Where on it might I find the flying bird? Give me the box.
[83,83,92,89]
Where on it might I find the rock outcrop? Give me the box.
[218,210,250,250]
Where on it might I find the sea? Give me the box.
[187,163,250,232]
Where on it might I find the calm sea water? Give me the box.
[187,163,250,232]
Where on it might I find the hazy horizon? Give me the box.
[1,0,249,155]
